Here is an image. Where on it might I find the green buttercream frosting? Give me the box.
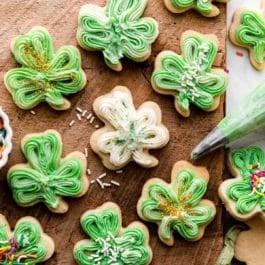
[169,0,216,15]
[0,215,54,264]
[138,168,215,244]
[217,81,265,142]
[5,27,86,110]
[8,130,87,213]
[234,10,265,65]
[74,203,152,265]
[151,33,227,115]
[77,0,159,71]
[227,146,265,215]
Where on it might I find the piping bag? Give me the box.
[191,81,265,159]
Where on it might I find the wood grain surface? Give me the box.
[0,0,226,264]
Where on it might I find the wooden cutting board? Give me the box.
[0,0,226,264]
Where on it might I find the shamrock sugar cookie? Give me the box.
[90,86,169,170]
[0,108,12,169]
[8,129,89,213]
[164,0,229,17]
[0,214,54,264]
[5,27,87,110]
[137,160,216,246]
[151,30,228,117]
[234,217,265,265]
[229,3,265,71]
[73,202,152,265]
[219,146,265,221]
[77,0,159,71]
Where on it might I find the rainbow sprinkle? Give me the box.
[0,236,36,264]
[0,117,7,159]
[250,165,265,196]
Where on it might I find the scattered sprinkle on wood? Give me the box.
[69,120,75,127]
[30,110,36,115]
[98,173,107,179]
[236,51,244,57]
[84,148,88,158]
[76,107,82,113]
[88,170,122,189]
[86,113,92,120]
[89,116,95,124]
[115,170,123,174]
[76,114,82,121]
[96,178,104,189]
[110,180,120,186]
[95,125,100,129]
[82,110,87,117]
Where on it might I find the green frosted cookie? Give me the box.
[73,202,152,265]
[0,214,54,264]
[8,129,89,213]
[5,27,87,110]
[137,160,216,246]
[77,0,159,71]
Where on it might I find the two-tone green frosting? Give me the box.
[5,27,86,110]
[152,33,227,116]
[166,0,226,16]
[74,202,152,265]
[8,130,88,213]
[233,10,265,67]
[138,167,215,244]
[0,215,54,264]
[77,0,159,71]
[226,146,265,215]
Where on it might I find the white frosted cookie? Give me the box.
[90,86,169,170]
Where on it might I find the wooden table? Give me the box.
[0,1,226,264]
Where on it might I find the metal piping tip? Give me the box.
[191,127,228,160]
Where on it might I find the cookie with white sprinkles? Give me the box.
[73,202,152,265]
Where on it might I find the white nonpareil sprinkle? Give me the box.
[69,120,75,127]
[89,232,134,264]
[82,110,87,117]
[87,168,91,175]
[76,107,82,113]
[115,170,123,174]
[95,125,100,129]
[98,173,107,179]
[90,180,95,184]
[76,114,82,121]
[84,148,88,157]
[89,116,95,124]
[30,110,36,115]
[86,113,92,120]
[96,178,104,189]
[110,180,120,186]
